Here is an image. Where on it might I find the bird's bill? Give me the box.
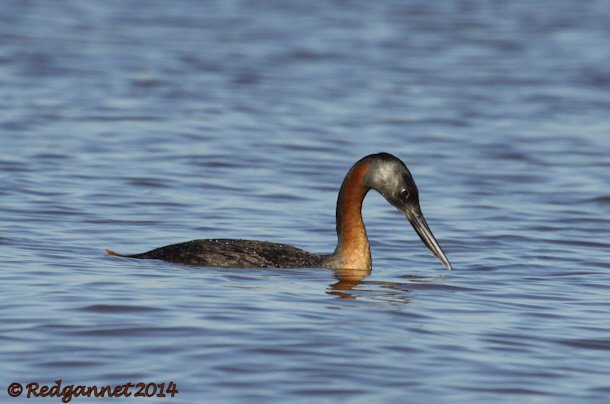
[405,207,452,270]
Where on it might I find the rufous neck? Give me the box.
[333,159,372,270]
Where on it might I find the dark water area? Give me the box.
[1,0,610,402]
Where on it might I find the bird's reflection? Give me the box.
[328,268,448,301]
[328,267,371,299]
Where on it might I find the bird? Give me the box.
[106,152,452,270]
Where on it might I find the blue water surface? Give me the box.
[1,1,610,402]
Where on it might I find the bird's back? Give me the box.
[123,239,328,268]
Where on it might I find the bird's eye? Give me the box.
[401,188,410,199]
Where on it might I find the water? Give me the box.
[2,0,610,402]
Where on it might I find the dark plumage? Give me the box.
[112,239,328,268]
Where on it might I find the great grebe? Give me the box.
[106,152,452,270]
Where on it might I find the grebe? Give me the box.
[106,153,452,270]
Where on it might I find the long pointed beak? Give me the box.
[405,206,452,270]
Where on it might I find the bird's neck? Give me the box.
[332,159,372,270]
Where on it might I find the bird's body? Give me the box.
[109,239,329,268]
[106,152,452,270]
